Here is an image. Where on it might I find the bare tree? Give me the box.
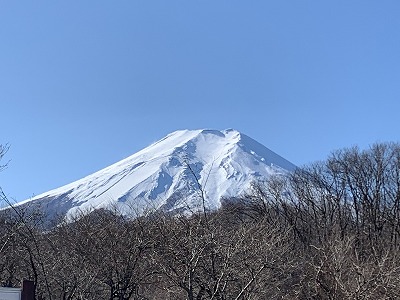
[43,209,158,300]
[0,144,9,172]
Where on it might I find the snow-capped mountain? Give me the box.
[17,129,296,219]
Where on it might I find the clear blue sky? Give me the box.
[1,1,399,202]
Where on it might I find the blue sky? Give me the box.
[1,1,400,202]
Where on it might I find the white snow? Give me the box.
[19,129,296,219]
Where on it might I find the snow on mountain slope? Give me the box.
[18,129,296,219]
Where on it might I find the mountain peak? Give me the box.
[18,129,295,219]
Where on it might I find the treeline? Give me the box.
[1,142,400,299]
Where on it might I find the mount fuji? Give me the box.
[17,129,296,219]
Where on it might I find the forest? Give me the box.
[1,142,400,299]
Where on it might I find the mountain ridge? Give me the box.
[17,129,296,219]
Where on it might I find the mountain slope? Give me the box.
[18,129,296,219]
